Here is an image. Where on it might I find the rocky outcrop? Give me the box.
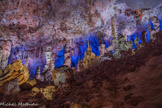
[31,86,55,100]
[53,66,73,86]
[1,79,20,96]
[0,60,29,86]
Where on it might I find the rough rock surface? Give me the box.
[0,60,29,86]
[0,31,162,108]
[0,0,162,107]
[0,79,20,96]
[0,0,161,57]
[0,0,161,73]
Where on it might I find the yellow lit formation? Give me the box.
[31,86,55,100]
[82,42,98,70]
[0,60,29,86]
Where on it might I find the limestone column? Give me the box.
[25,57,29,67]
[36,66,41,80]
[50,55,55,72]
[44,46,52,70]
[64,42,71,68]
[148,23,153,40]
[111,16,121,58]
[99,44,105,57]
[1,41,11,69]
[0,48,2,68]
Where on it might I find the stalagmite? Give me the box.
[0,49,2,68]
[99,44,105,57]
[82,42,97,70]
[36,66,44,82]
[148,23,153,40]
[44,46,52,70]
[125,41,133,51]
[39,45,55,83]
[119,34,127,51]
[111,16,117,40]
[151,16,160,41]
[111,16,121,59]
[151,17,160,32]
[64,42,72,68]
[44,54,55,82]
[36,66,41,80]
[134,37,139,49]
[50,55,55,72]
[25,57,29,67]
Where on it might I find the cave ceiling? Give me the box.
[0,0,161,49]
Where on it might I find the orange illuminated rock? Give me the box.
[0,60,30,86]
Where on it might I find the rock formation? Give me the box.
[81,42,99,70]
[53,67,68,86]
[0,60,29,86]
[35,47,55,83]
[0,0,161,73]
[99,44,106,57]
[0,0,161,107]
[36,66,44,82]
[64,43,72,68]
[31,86,55,100]
[44,46,52,70]
[111,16,121,58]
[0,41,11,69]
[3,79,20,96]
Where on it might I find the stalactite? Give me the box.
[17,0,22,10]
[36,47,39,57]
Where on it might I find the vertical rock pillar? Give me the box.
[111,16,121,58]
[44,46,52,70]
[148,23,153,40]
[1,41,11,69]
[0,48,3,68]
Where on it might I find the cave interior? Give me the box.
[0,0,162,108]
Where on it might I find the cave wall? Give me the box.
[0,0,162,76]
